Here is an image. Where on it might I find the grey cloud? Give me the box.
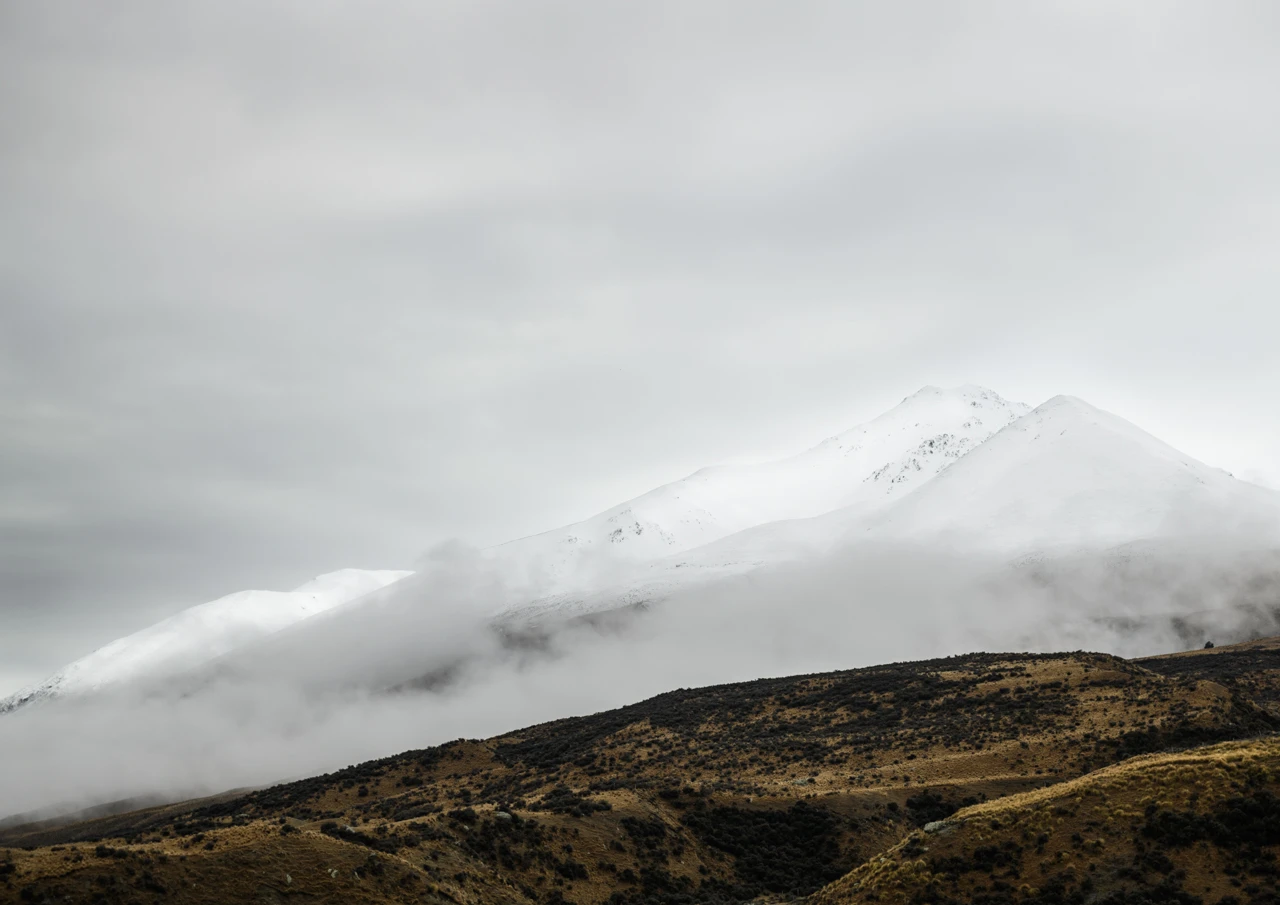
[2,2,1279,688]
[2,537,1277,818]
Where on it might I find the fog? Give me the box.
[3,537,1276,820]
[4,2,1280,690]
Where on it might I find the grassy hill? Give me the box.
[2,643,1278,905]
[811,736,1280,905]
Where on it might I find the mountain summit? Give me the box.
[8,385,1279,713]
[486,385,1029,593]
[862,394,1280,550]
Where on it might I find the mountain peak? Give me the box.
[907,384,946,397]
[13,383,1280,720]
[865,393,1280,551]
[905,384,1005,401]
[889,385,1027,420]
[485,385,1031,595]
[1035,394,1103,415]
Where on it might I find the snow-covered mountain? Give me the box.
[1,385,1026,709]
[10,385,1279,710]
[487,385,1029,594]
[860,395,1280,550]
[506,396,1280,623]
[0,568,411,712]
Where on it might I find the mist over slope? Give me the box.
[0,569,411,713]
[3,537,1279,820]
[5,642,1280,905]
[22,384,1273,709]
[3,386,1279,818]
[1,385,1027,708]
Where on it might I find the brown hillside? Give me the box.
[1,647,1276,905]
[1140,635,1280,718]
[809,735,1280,905]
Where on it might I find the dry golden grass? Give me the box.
[811,736,1280,905]
[2,644,1278,905]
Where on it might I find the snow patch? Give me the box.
[1,569,411,711]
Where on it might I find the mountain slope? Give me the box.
[810,735,1280,905]
[3,642,1276,904]
[0,386,1025,712]
[861,394,1280,550]
[511,396,1280,623]
[488,385,1028,593]
[1138,634,1280,717]
[0,569,411,712]
[14,388,1279,713]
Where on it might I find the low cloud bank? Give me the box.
[2,538,1277,819]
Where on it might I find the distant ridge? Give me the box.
[506,393,1280,622]
[10,385,1280,712]
[0,568,411,712]
[862,394,1280,549]
[485,385,1029,593]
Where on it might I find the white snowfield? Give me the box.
[7,384,1280,709]
[859,395,1280,550]
[503,394,1280,623]
[486,385,1030,595]
[0,569,410,712]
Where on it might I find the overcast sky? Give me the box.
[2,1,1278,695]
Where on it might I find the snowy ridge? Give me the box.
[0,385,1026,706]
[486,385,1029,594]
[0,569,411,711]
[861,395,1280,550]
[12,384,1280,707]
[505,396,1280,623]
